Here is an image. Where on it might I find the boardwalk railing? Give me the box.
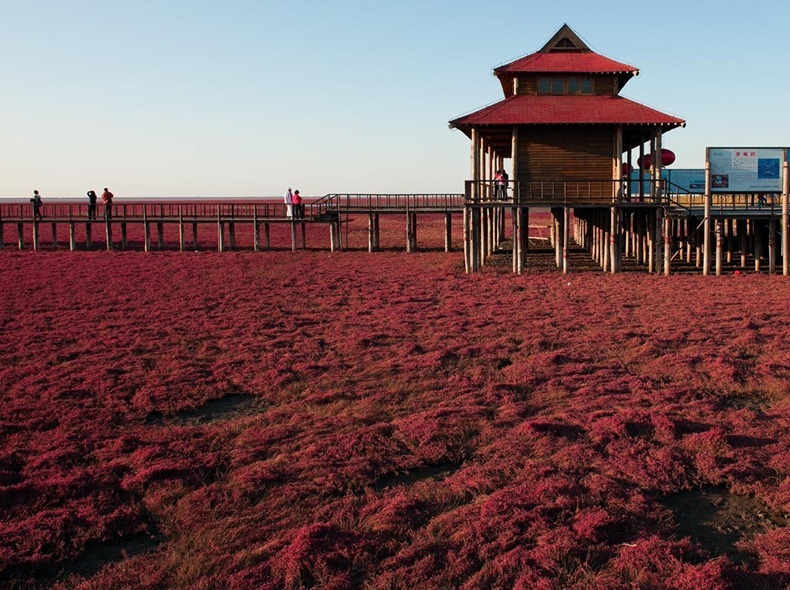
[464,179,785,213]
[312,193,464,215]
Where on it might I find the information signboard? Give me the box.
[707,148,785,193]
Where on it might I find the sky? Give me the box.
[2,0,790,199]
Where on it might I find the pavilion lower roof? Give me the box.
[449,94,685,130]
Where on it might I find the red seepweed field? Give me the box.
[1,214,788,589]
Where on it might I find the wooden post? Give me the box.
[519,207,528,273]
[69,222,76,251]
[17,222,23,250]
[32,220,39,251]
[253,207,259,252]
[374,214,380,251]
[301,221,306,250]
[663,212,671,275]
[50,222,57,249]
[290,220,297,252]
[464,204,471,273]
[178,207,185,252]
[444,212,452,252]
[144,209,151,252]
[121,223,127,250]
[511,206,519,274]
[562,206,569,274]
[86,221,92,249]
[754,221,763,273]
[157,222,164,249]
[217,215,224,252]
[715,218,723,276]
[703,207,711,274]
[264,223,271,250]
[769,218,776,274]
[330,221,337,252]
[610,206,619,273]
[105,216,112,251]
[738,220,748,267]
[368,213,376,253]
[229,222,236,250]
[783,161,789,276]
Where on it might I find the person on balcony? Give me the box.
[284,187,294,219]
[30,190,43,220]
[495,169,509,200]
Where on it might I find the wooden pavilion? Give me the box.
[449,24,687,273]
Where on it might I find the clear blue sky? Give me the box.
[2,0,789,198]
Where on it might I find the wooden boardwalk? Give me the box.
[0,195,464,253]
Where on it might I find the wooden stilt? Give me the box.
[17,222,24,250]
[32,221,39,251]
[105,217,112,251]
[783,163,789,276]
[301,222,306,250]
[157,222,164,249]
[50,222,57,250]
[121,223,127,250]
[368,213,375,253]
[253,208,259,252]
[562,206,569,274]
[769,218,776,274]
[229,223,236,250]
[739,220,748,267]
[86,222,92,249]
[663,213,671,275]
[290,221,297,252]
[754,221,763,273]
[178,208,184,252]
[715,218,723,276]
[69,222,75,251]
[703,192,711,275]
[264,223,271,250]
[445,212,452,252]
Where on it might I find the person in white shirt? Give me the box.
[284,187,294,219]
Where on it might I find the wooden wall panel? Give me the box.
[516,126,615,201]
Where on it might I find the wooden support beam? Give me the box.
[32,220,39,251]
[192,223,198,250]
[157,222,164,249]
[769,218,776,274]
[663,213,671,275]
[105,217,112,251]
[444,212,452,252]
[69,222,76,251]
[562,206,569,274]
[17,222,24,250]
[253,208,259,252]
[715,218,723,276]
[783,161,789,276]
[86,222,92,249]
[121,223,127,250]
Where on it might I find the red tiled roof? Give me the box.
[494,52,637,74]
[449,94,685,128]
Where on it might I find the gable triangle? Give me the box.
[540,24,590,53]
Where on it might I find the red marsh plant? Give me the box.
[0,213,788,589]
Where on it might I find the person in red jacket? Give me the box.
[101,187,114,220]
[292,189,304,219]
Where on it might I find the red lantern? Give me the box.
[637,149,675,169]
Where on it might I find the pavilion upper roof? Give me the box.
[493,24,639,96]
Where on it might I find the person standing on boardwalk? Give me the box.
[87,190,98,220]
[284,187,294,219]
[30,190,43,220]
[102,187,114,220]
[293,189,303,219]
